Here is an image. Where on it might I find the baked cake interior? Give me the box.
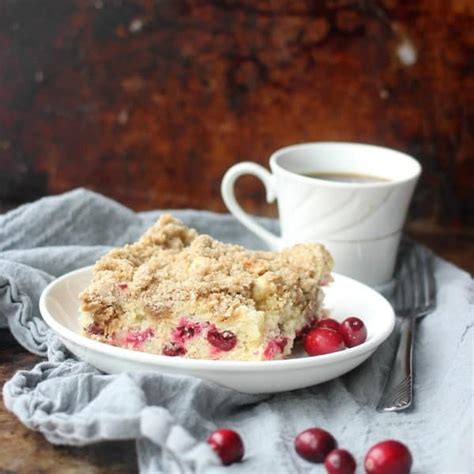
[80,215,333,361]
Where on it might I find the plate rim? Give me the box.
[39,266,395,372]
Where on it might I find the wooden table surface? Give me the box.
[0,230,472,473]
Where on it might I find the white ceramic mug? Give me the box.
[221,142,421,286]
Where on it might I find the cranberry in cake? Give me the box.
[80,215,333,361]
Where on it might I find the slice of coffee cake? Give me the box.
[80,215,333,361]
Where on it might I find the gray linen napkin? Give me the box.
[1,189,473,473]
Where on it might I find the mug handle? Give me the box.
[221,162,282,249]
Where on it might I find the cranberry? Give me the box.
[364,440,412,474]
[275,336,288,351]
[325,449,356,474]
[263,336,289,359]
[162,342,186,356]
[173,319,203,342]
[177,325,195,338]
[303,328,345,356]
[207,428,244,465]
[294,428,337,463]
[87,322,104,336]
[117,283,128,289]
[207,328,237,351]
[339,317,367,348]
[316,318,340,332]
[125,328,154,344]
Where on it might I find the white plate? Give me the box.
[39,267,395,394]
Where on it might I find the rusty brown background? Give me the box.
[0,0,473,232]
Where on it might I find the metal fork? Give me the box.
[376,245,437,412]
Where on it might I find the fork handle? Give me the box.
[376,317,415,412]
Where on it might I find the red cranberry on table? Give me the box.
[339,317,367,348]
[364,440,412,474]
[294,428,337,463]
[207,428,244,465]
[304,328,345,356]
[325,448,356,474]
[316,318,341,332]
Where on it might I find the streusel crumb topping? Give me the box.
[81,214,333,325]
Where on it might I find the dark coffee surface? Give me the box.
[303,172,390,183]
